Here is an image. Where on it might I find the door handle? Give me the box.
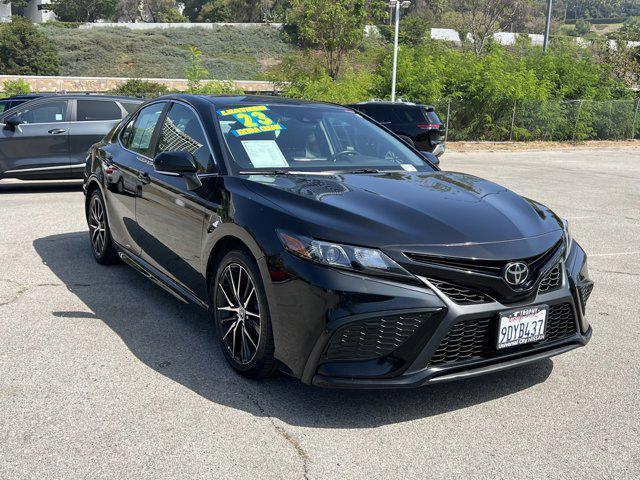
[48,128,66,135]
[138,172,150,185]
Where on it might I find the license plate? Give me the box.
[497,305,547,349]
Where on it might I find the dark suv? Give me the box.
[0,95,142,181]
[349,101,445,157]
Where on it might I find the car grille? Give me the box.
[428,302,577,367]
[538,264,562,294]
[325,312,435,361]
[405,240,563,278]
[428,278,493,305]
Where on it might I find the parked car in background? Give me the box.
[0,94,51,115]
[349,100,445,157]
[0,95,142,181]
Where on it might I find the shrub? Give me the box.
[111,79,170,98]
[574,19,593,36]
[3,79,32,96]
[193,80,244,95]
[0,17,60,76]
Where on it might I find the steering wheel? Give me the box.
[329,150,360,162]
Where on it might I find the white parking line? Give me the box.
[590,251,640,257]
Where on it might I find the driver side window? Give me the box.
[16,101,68,124]
[156,102,213,173]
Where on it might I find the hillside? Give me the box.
[40,25,293,80]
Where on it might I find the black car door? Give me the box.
[104,101,167,255]
[135,100,216,299]
[0,99,70,179]
[67,99,129,177]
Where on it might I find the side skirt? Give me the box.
[116,243,209,311]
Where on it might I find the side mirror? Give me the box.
[397,134,414,147]
[431,143,446,158]
[153,151,201,191]
[154,151,198,174]
[420,151,440,167]
[3,115,23,130]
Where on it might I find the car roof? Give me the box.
[1,93,142,102]
[154,93,344,109]
[0,93,50,101]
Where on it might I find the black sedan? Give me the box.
[83,94,593,388]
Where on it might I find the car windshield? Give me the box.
[215,103,436,173]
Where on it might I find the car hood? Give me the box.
[243,171,563,255]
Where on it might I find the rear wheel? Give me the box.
[212,250,276,379]
[88,190,119,265]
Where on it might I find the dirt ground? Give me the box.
[447,139,640,152]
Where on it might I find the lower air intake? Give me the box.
[325,312,435,361]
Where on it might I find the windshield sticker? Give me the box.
[232,123,286,137]
[401,164,417,171]
[241,140,289,168]
[217,105,270,116]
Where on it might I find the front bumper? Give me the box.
[265,242,593,389]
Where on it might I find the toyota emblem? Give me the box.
[503,262,529,286]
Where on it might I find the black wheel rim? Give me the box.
[89,196,106,255]
[216,263,261,365]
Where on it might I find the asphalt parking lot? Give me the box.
[1,147,639,480]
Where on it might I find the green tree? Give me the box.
[286,0,385,79]
[184,46,210,91]
[0,17,60,76]
[184,0,286,23]
[196,1,231,22]
[49,0,117,22]
[3,78,32,96]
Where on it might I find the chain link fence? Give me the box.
[433,99,640,142]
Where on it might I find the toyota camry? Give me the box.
[83,94,593,388]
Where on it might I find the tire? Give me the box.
[87,189,119,265]
[211,250,277,379]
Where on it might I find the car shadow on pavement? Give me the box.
[34,231,554,429]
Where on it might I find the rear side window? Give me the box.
[392,107,427,123]
[157,102,213,173]
[121,103,165,157]
[359,105,392,123]
[77,100,122,121]
[16,101,68,124]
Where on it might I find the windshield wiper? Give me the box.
[340,168,382,174]
[239,169,290,175]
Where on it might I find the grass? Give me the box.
[40,24,293,80]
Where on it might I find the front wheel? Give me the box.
[211,250,276,379]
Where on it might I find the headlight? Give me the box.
[277,230,411,277]
[562,218,573,260]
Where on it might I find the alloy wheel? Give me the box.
[216,263,261,365]
[89,196,106,256]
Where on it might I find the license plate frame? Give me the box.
[496,305,548,350]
